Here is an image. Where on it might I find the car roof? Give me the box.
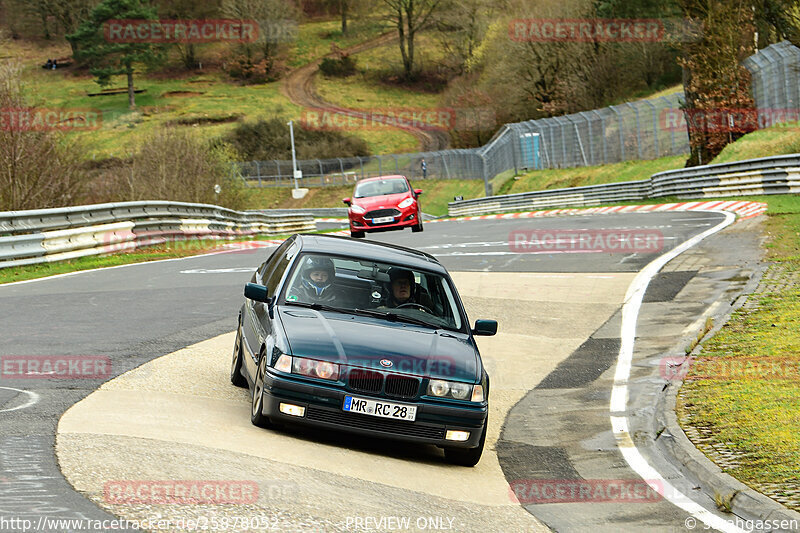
[294,234,446,273]
[356,175,408,183]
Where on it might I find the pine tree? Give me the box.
[67,0,164,109]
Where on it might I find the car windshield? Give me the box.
[353,178,409,198]
[282,253,464,331]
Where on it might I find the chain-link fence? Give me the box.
[232,150,486,188]
[743,41,800,128]
[234,41,800,191]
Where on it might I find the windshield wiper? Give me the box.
[351,308,436,328]
[283,301,348,314]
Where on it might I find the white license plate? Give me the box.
[343,395,417,421]
[372,216,395,224]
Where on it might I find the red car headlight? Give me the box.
[398,197,414,209]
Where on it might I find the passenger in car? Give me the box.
[288,257,342,304]
[385,267,434,311]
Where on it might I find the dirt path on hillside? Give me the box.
[281,32,451,152]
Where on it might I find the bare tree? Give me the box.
[0,62,87,210]
[434,0,496,73]
[223,0,299,70]
[382,0,441,79]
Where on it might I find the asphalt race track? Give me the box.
[0,211,763,533]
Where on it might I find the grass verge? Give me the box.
[243,178,485,217]
[676,194,800,511]
[0,235,295,285]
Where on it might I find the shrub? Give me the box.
[226,118,370,161]
[126,127,246,210]
[319,54,357,77]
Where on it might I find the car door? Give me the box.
[242,239,292,376]
[243,240,298,378]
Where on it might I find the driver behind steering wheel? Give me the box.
[386,267,434,311]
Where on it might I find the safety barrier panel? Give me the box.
[0,201,315,269]
[448,155,800,216]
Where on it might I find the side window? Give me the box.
[259,239,292,282]
[265,242,298,297]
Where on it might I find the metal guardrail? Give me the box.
[448,155,800,216]
[0,201,315,269]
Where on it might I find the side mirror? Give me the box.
[244,283,269,302]
[342,197,351,206]
[472,319,497,336]
[414,189,423,196]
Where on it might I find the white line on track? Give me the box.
[0,244,278,288]
[610,209,749,533]
[0,387,40,413]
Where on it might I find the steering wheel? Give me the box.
[396,302,433,314]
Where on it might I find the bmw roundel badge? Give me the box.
[380,359,393,368]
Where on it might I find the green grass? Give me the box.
[0,234,314,285]
[314,33,444,112]
[242,178,485,217]
[676,197,800,499]
[501,155,687,195]
[288,19,386,68]
[712,121,800,164]
[8,24,412,159]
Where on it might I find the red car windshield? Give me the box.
[354,178,409,198]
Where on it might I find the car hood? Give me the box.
[351,193,410,210]
[278,307,478,382]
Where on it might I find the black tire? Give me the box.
[412,221,424,233]
[351,230,365,238]
[230,323,247,388]
[250,355,273,428]
[444,418,486,467]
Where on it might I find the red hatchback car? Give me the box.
[343,175,423,239]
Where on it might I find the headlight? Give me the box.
[291,356,340,381]
[398,197,414,209]
[350,204,366,214]
[426,379,482,402]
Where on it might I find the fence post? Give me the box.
[611,106,624,161]
[256,161,262,187]
[338,158,345,183]
[644,100,658,158]
[480,154,491,196]
[275,160,281,185]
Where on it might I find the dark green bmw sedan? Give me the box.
[230,234,497,466]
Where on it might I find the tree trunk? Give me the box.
[341,0,348,34]
[126,67,136,110]
[397,8,410,78]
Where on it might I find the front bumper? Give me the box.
[349,208,419,233]
[260,369,486,448]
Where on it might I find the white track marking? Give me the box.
[610,209,749,533]
[0,387,40,413]
[0,244,278,288]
